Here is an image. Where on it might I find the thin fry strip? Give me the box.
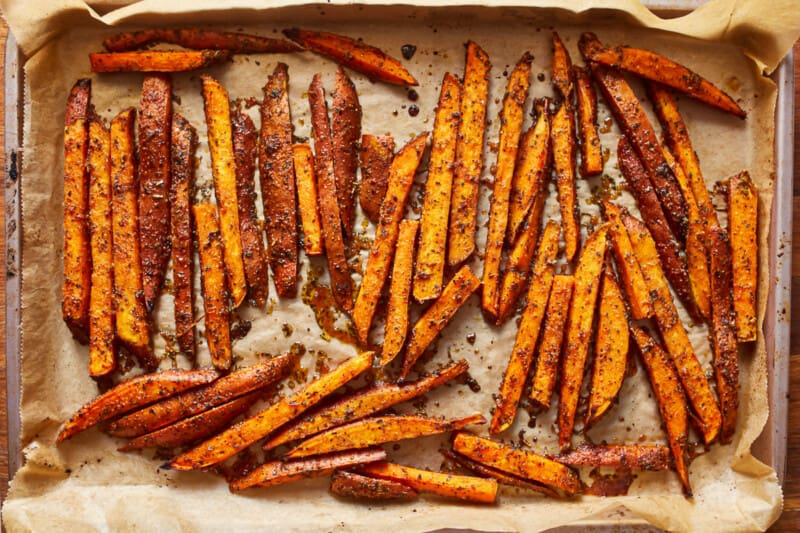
[263,359,468,451]
[293,144,323,256]
[552,101,581,262]
[87,119,115,377]
[573,65,603,177]
[358,134,395,224]
[482,52,533,317]
[381,219,419,366]
[90,50,230,73]
[490,221,560,434]
[555,444,671,471]
[331,67,362,238]
[359,461,498,503]
[529,275,574,409]
[231,108,269,307]
[62,78,91,342]
[441,449,560,498]
[169,351,374,470]
[401,265,481,379]
[448,41,491,267]
[558,225,608,450]
[330,470,418,500]
[551,32,573,101]
[728,171,758,342]
[103,28,303,53]
[413,73,462,302]
[353,133,429,343]
[202,76,247,307]
[193,204,232,370]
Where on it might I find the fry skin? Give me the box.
[353,133,428,343]
[448,41,491,267]
[283,28,417,86]
[552,101,581,262]
[555,444,671,471]
[330,470,418,500]
[573,65,603,177]
[359,461,498,503]
[56,368,218,443]
[551,32,573,101]
[63,78,91,342]
[90,50,230,72]
[358,134,395,224]
[331,67,362,238]
[728,171,758,342]
[441,449,560,498]
[414,73,462,302]
[381,219,419,366]
[103,28,304,54]
[293,144,323,256]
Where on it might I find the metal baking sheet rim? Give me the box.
[2,21,793,532]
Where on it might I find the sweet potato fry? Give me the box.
[441,449,560,498]
[551,32,573,101]
[168,351,374,470]
[308,74,353,312]
[448,41,491,267]
[580,33,745,119]
[108,354,296,438]
[623,212,721,444]
[285,413,486,459]
[490,221,560,434]
[263,359,468,451]
[551,101,580,262]
[62,78,91,342]
[358,134,395,224]
[87,119,115,377]
[573,65,603,177]
[119,393,259,451]
[292,144,323,256]
[103,28,303,54]
[558,224,608,450]
[202,76,247,307]
[555,444,671,471]
[283,28,417,86]
[90,50,230,72]
[401,265,480,379]
[381,219,419,366]
[231,108,269,307]
[230,448,387,492]
[353,133,428,343]
[585,269,629,429]
[260,63,299,298]
[707,226,739,444]
[630,325,692,495]
[331,67,362,238]
[56,368,218,443]
[170,114,198,356]
[452,432,581,495]
[330,470,418,500]
[110,108,156,369]
[529,275,574,410]
[728,171,758,342]
[413,73,462,302]
[481,52,533,318]
[359,461,498,503]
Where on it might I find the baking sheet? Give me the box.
[0,1,796,529]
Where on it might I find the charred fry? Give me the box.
[552,101,580,262]
[331,67,362,238]
[103,28,303,54]
[441,449,560,498]
[358,134,395,224]
[728,171,758,342]
[293,144,324,256]
[555,444,671,471]
[330,470,418,500]
[573,65,603,177]
[359,461,498,503]
[90,50,230,72]
[381,219,419,366]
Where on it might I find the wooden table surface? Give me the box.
[0,21,796,531]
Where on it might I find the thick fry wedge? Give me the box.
[573,65,603,177]
[103,28,303,53]
[359,134,395,224]
[263,359,468,451]
[308,74,353,312]
[56,368,218,443]
[555,444,671,471]
[490,221,560,434]
[482,52,533,317]
[401,265,480,379]
[293,144,323,256]
[623,212,721,444]
[585,270,629,429]
[330,470,418,500]
[382,219,419,365]
[359,461,498,503]
[138,73,172,312]
[202,76,247,307]
[283,28,417,86]
[441,449,560,498]
[62,78,91,342]
[286,413,486,459]
[728,171,758,342]
[230,448,387,492]
[108,354,296,438]
[413,73,462,302]
[580,33,745,119]
[110,108,155,369]
[551,32,573,101]
[90,50,230,72]
[331,67,362,238]
[169,351,374,470]
[529,275,574,409]
[630,325,692,495]
[87,119,115,377]
[558,224,608,450]
[353,133,428,343]
[448,41,491,267]
[552,101,581,262]
[452,432,581,495]
[170,114,198,356]
[231,108,269,307]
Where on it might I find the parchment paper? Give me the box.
[2,1,799,531]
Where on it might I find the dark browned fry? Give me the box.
[330,470,418,500]
[573,65,603,177]
[90,50,231,72]
[331,67,362,239]
[555,444,671,471]
[358,134,395,224]
[103,28,304,53]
